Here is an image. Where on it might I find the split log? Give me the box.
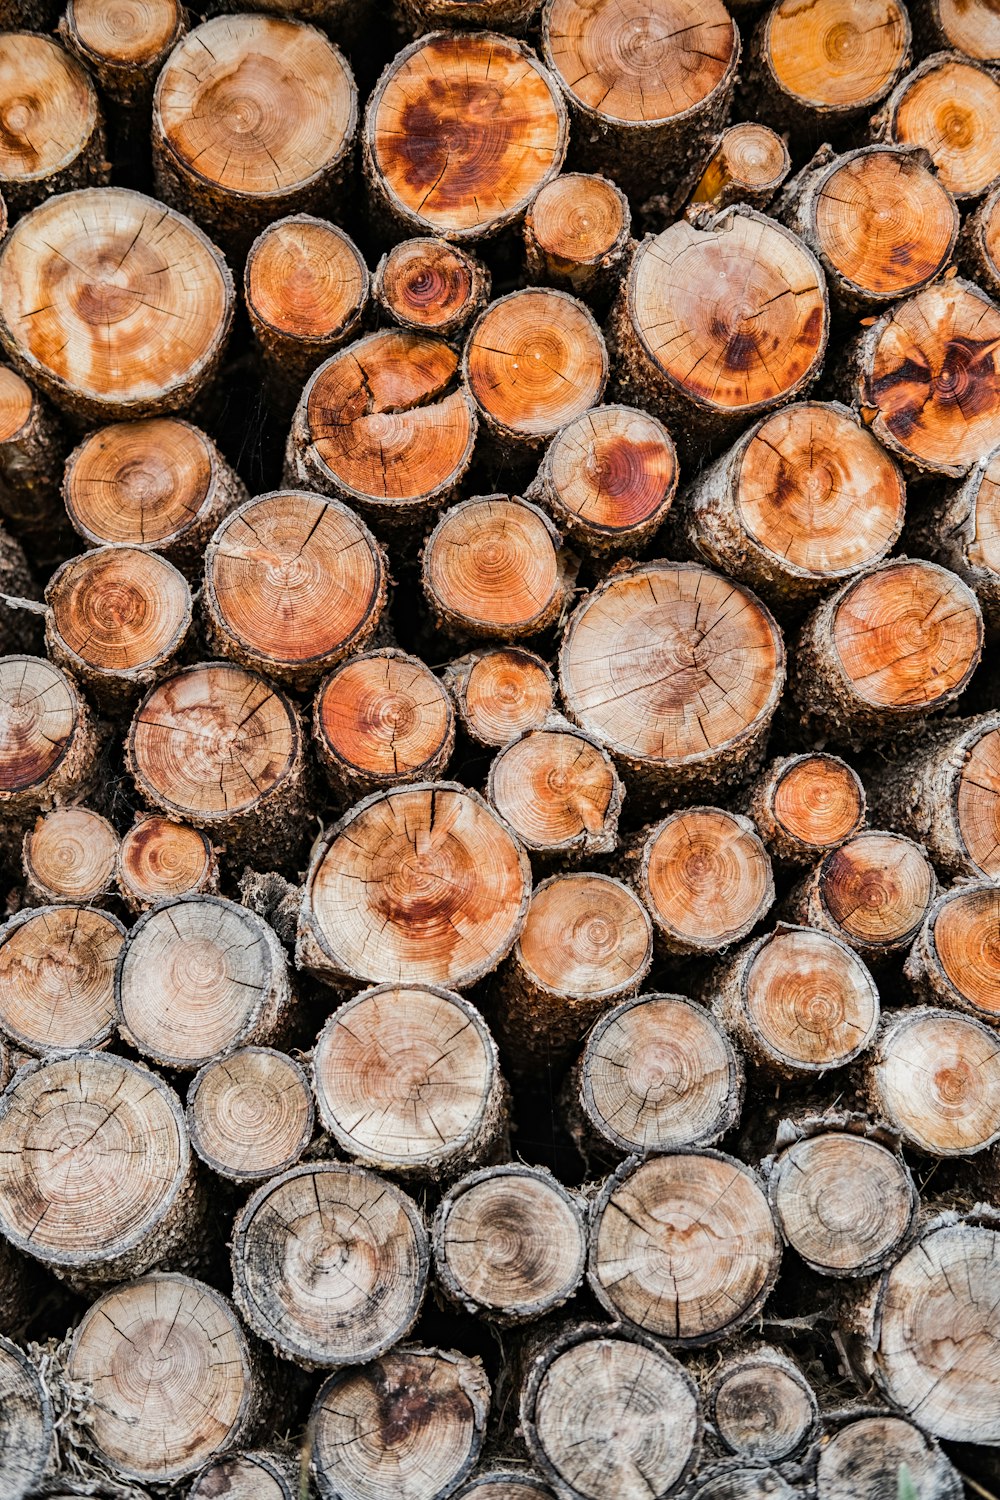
[959,181,1000,296]
[711,924,880,1076]
[905,882,1000,1024]
[285,330,477,536]
[524,404,677,556]
[0,33,106,215]
[566,991,743,1160]
[372,237,490,339]
[187,1047,314,1184]
[443,648,555,749]
[706,1345,817,1463]
[865,1006,1000,1155]
[519,1322,702,1500]
[0,904,123,1055]
[231,1162,429,1368]
[611,208,828,454]
[559,560,785,800]
[748,752,866,865]
[190,1452,296,1500]
[792,559,983,743]
[309,1346,489,1500]
[63,417,247,576]
[875,53,1000,200]
[0,655,97,821]
[127,661,308,868]
[314,649,455,802]
[910,444,1000,629]
[311,983,507,1180]
[687,123,790,213]
[814,1413,963,1500]
[59,0,185,109]
[487,720,623,862]
[297,782,531,991]
[540,0,739,201]
[0,1050,198,1288]
[627,806,774,956]
[0,368,69,559]
[396,0,541,30]
[432,1164,586,1322]
[463,289,608,456]
[523,173,631,301]
[203,490,387,690]
[588,1151,781,1346]
[152,15,357,254]
[67,1272,263,1485]
[117,813,218,911]
[0,1334,52,1500]
[494,871,652,1066]
[784,830,936,961]
[22,806,118,905]
[364,31,568,241]
[116,894,291,1072]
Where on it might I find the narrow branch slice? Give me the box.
[487,722,622,861]
[879,54,1000,199]
[753,0,910,127]
[905,883,1000,1023]
[444,648,555,748]
[59,0,186,106]
[0,1335,52,1500]
[0,188,234,424]
[708,1347,817,1462]
[749,752,866,865]
[231,1162,429,1368]
[298,783,531,991]
[0,33,106,213]
[204,490,387,690]
[433,1165,586,1322]
[310,1347,489,1500]
[22,806,118,905]
[364,31,568,241]
[689,124,791,213]
[866,1006,1000,1155]
[312,983,507,1180]
[787,830,936,959]
[117,814,217,911]
[373,237,490,339]
[523,174,631,300]
[815,1415,963,1500]
[187,1047,314,1183]
[559,561,785,798]
[0,905,123,1055]
[589,1151,781,1346]
[0,655,96,818]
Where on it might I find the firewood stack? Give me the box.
[2,0,1000,1495]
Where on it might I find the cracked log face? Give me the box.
[0,32,102,207]
[374,237,488,337]
[709,1349,816,1462]
[887,56,1000,200]
[188,1046,314,1182]
[315,649,454,797]
[487,725,621,859]
[868,1007,1000,1155]
[815,1416,962,1500]
[811,830,936,955]
[118,814,215,908]
[761,0,910,116]
[448,647,555,747]
[0,655,90,809]
[908,883,1000,1022]
[523,172,630,295]
[23,806,118,903]
[0,905,123,1054]
[637,807,774,954]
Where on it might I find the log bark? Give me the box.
[686,123,790,214]
[443,648,555,749]
[231,1162,429,1368]
[0,904,124,1055]
[0,524,37,656]
[116,894,292,1072]
[0,367,70,563]
[487,718,623,863]
[959,180,1000,296]
[0,33,107,216]
[297,782,531,991]
[909,443,1000,630]
[865,1006,1000,1155]
[59,0,186,109]
[0,1333,52,1500]
[904,881,1000,1024]
[432,1164,586,1322]
[187,1047,314,1184]
[311,983,507,1181]
[784,830,936,961]
[22,806,118,906]
[874,52,1000,200]
[522,173,631,301]
[117,813,218,912]
[189,1451,297,1500]
[748,752,866,865]
[453,1473,553,1499]
[705,1345,817,1463]
[0,655,97,821]
[813,1413,962,1500]
[372,237,490,339]
[396,0,540,30]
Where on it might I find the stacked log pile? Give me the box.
[2,0,1000,1497]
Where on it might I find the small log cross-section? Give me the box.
[0,32,106,214]
[785,829,936,960]
[707,1346,817,1463]
[22,805,118,905]
[523,173,631,300]
[0,367,69,559]
[117,813,217,911]
[0,904,123,1055]
[688,123,790,214]
[877,53,1000,200]
[961,183,1000,299]
[373,237,490,339]
[866,1006,1000,1155]
[59,0,186,109]
[190,1453,296,1500]
[187,1047,314,1184]
[444,647,555,748]
[905,882,1000,1024]
[749,752,866,865]
[487,720,623,862]
[0,655,96,820]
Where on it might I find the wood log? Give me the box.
[566,991,743,1161]
[959,180,1000,296]
[792,559,983,743]
[710,923,880,1077]
[285,329,477,537]
[681,1461,796,1499]
[117,813,218,912]
[865,1006,1000,1155]
[363,31,568,241]
[59,0,186,109]
[396,0,541,30]
[913,0,1000,62]
[522,173,631,301]
[686,123,790,214]
[0,904,123,1055]
[311,982,507,1181]
[463,289,608,457]
[0,33,107,216]
[237,869,299,947]
[314,648,455,802]
[0,655,97,821]
[372,237,490,339]
[748,752,866,865]
[875,52,1000,200]
[127,661,308,869]
[297,782,531,990]
[0,1050,198,1288]
[187,1046,314,1184]
[588,1151,782,1346]
[189,1451,296,1500]
[904,882,1000,1024]
[67,1272,264,1485]
[559,560,785,800]
[443,648,555,749]
[22,806,118,906]
[231,1162,429,1368]
[63,417,247,576]
[611,208,828,455]
[0,1333,52,1500]
[784,829,936,961]
[432,1164,586,1322]
[813,1413,963,1500]
[0,368,70,562]
[203,490,387,690]
[519,1321,702,1500]
[486,719,623,863]
[705,1345,817,1463]
[524,403,677,556]
[453,1473,554,1499]
[116,894,291,1072]
[0,0,57,27]
[627,806,774,956]
[910,443,1000,630]
[309,1346,489,1500]
[152,15,357,255]
[0,524,37,656]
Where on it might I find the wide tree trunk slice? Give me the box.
[59,0,186,108]
[523,173,631,301]
[0,368,70,561]
[0,904,123,1054]
[911,443,1000,628]
[876,53,1000,199]
[298,782,531,990]
[67,1272,262,1485]
[117,813,218,911]
[814,1413,963,1500]
[559,561,785,799]
[0,655,96,820]
[785,830,936,960]
[152,15,357,254]
[444,648,555,748]
[0,1334,52,1500]
[364,31,568,241]
[187,1046,314,1183]
[189,1452,296,1500]
[711,923,880,1076]
[311,983,507,1181]
[959,181,1000,296]
[706,1345,817,1463]
[433,1164,586,1322]
[748,752,866,864]
[372,237,490,339]
[865,1006,1000,1155]
[309,1346,489,1500]
[904,882,1000,1024]
[0,33,106,215]
[688,124,790,214]
[231,1162,429,1368]
[22,806,118,905]
[203,490,387,690]
[589,1151,781,1346]
[487,719,622,862]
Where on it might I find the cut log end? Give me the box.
[117,814,216,909]
[636,806,774,954]
[753,752,866,862]
[690,124,790,211]
[188,1047,314,1182]
[815,1415,962,1500]
[886,55,1000,199]
[62,0,184,77]
[488,724,622,859]
[0,33,103,210]
[23,805,118,904]
[189,1452,295,1500]
[0,1334,52,1500]
[0,654,92,813]
[447,647,555,748]
[763,0,910,115]
[523,173,630,296]
[867,1006,1000,1156]
[709,1347,816,1463]
[807,830,936,954]
[0,904,123,1053]
[373,236,489,337]
[915,884,1000,1022]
